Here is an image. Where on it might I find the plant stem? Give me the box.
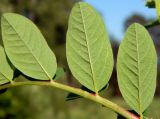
[0,81,139,119]
[140,113,143,119]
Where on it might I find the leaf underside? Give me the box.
[0,45,13,84]
[1,13,57,80]
[66,2,113,92]
[117,23,157,114]
[54,67,65,80]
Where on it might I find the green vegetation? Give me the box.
[66,2,113,93]
[117,23,157,116]
[0,1,159,119]
[2,13,57,80]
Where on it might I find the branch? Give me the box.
[0,80,139,119]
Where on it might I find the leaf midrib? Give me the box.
[3,16,52,80]
[0,72,11,83]
[78,4,97,93]
[134,24,142,114]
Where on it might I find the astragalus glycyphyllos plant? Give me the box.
[0,2,157,119]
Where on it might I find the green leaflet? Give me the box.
[1,13,57,80]
[54,67,65,80]
[0,45,13,84]
[117,23,157,115]
[66,2,113,93]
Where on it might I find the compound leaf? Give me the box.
[0,45,13,84]
[117,23,157,115]
[66,2,113,93]
[1,13,57,80]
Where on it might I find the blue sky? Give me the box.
[84,0,157,41]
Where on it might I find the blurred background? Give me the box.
[0,0,159,119]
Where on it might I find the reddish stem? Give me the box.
[127,111,140,119]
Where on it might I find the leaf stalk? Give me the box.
[0,80,139,119]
